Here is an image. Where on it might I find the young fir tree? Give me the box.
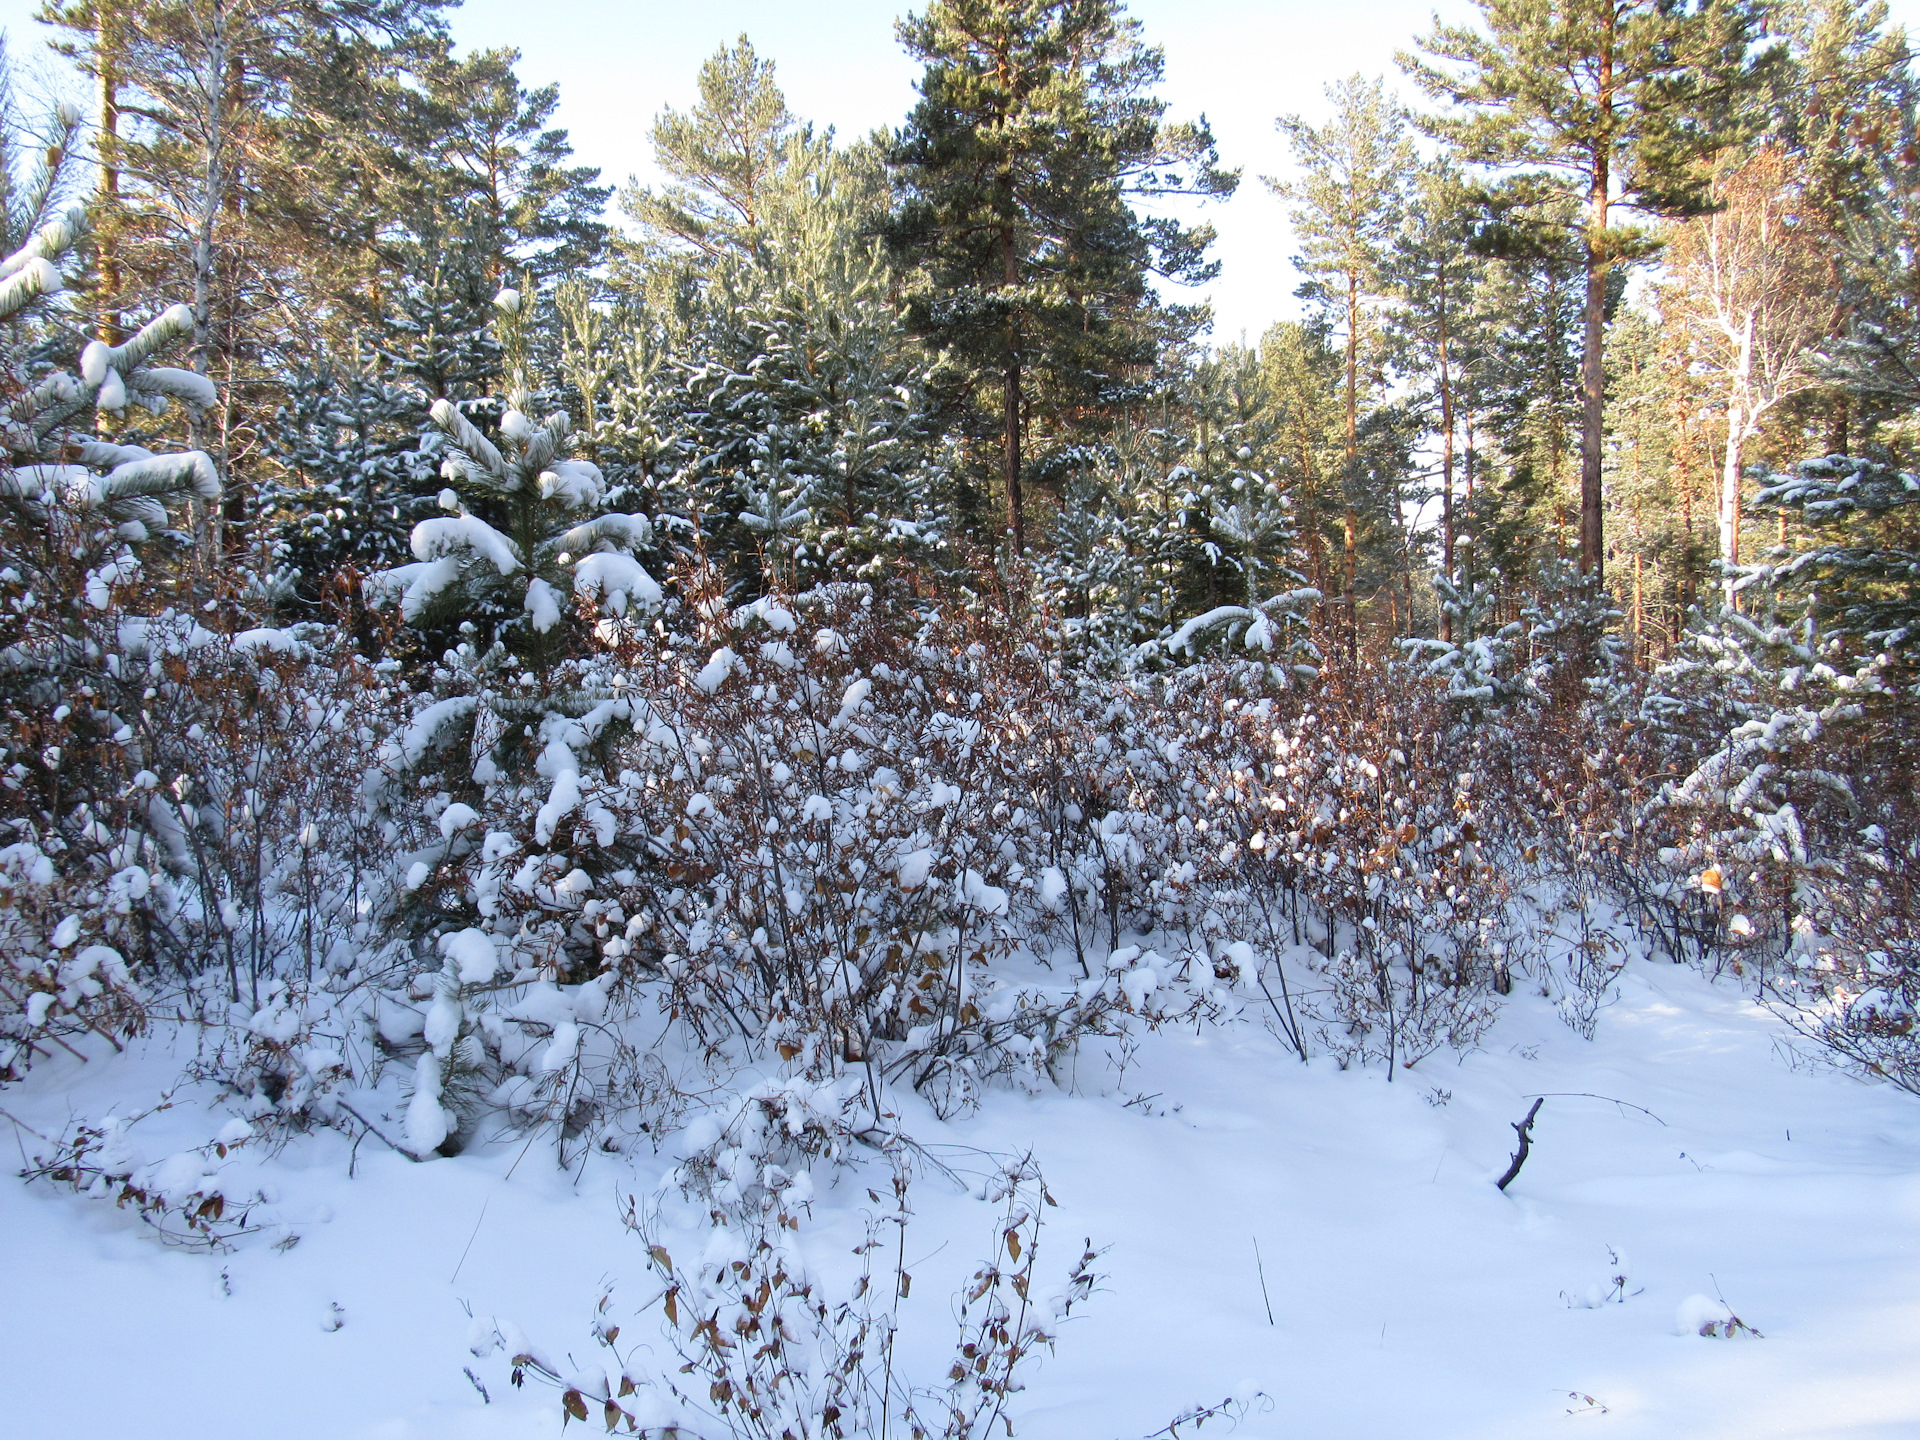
[359,292,667,1157]
[681,200,945,595]
[367,373,659,687]
[884,0,1235,560]
[1403,0,1778,582]
[0,211,222,930]
[1183,345,1307,610]
[0,208,221,625]
[1744,457,1920,661]
[263,349,438,602]
[610,44,941,596]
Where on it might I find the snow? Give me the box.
[959,867,1010,916]
[410,516,521,576]
[400,698,478,767]
[838,676,872,719]
[537,459,605,508]
[1169,605,1258,654]
[7,960,1920,1438]
[522,576,564,633]
[1039,866,1070,911]
[104,450,220,502]
[1675,1294,1738,1337]
[533,756,583,846]
[229,627,302,655]
[377,557,462,620]
[128,365,219,410]
[572,551,662,614]
[404,1053,450,1155]
[79,338,111,385]
[0,255,60,319]
[555,512,652,554]
[438,929,499,985]
[695,646,741,694]
[437,803,481,839]
[896,847,935,889]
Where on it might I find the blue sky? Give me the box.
[447,0,1464,338]
[4,0,1918,340]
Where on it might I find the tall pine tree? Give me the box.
[1403,0,1777,582]
[884,0,1234,559]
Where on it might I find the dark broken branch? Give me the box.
[1495,1097,1545,1192]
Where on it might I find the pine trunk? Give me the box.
[1344,272,1359,659]
[1438,293,1454,643]
[96,1,121,347]
[1579,39,1615,582]
[1001,205,1023,557]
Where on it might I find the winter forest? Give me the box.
[3,0,1919,1432]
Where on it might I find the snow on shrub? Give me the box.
[493,1148,1129,1440]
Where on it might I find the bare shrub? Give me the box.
[496,1153,1103,1440]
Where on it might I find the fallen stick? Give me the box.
[1496,1097,1546,1192]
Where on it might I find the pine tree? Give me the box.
[1768,0,1912,455]
[1404,0,1778,581]
[409,44,610,288]
[884,0,1234,559]
[1391,156,1484,634]
[620,35,824,275]
[1267,74,1412,656]
[1470,237,1593,584]
[607,46,941,597]
[1258,319,1345,610]
[38,0,456,538]
[367,381,659,682]
[0,38,87,257]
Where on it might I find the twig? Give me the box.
[1523,1092,1666,1125]
[1496,1097,1545,1192]
[1137,1393,1267,1440]
[1253,1236,1274,1325]
[0,1105,57,1146]
[449,1195,491,1286]
[334,1100,419,1161]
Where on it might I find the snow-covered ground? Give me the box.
[6,958,1919,1439]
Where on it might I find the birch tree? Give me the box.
[1664,147,1828,605]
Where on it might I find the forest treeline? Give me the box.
[2,0,1918,1253]
[13,0,1917,656]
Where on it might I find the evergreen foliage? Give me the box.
[1404,0,1781,579]
[885,0,1235,556]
